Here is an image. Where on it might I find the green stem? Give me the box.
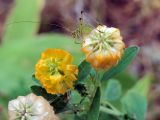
[100,101,124,119]
[101,101,121,113]
[95,70,103,87]
[100,106,122,117]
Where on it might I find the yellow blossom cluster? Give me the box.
[35,49,78,94]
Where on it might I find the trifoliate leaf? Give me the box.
[102,46,139,82]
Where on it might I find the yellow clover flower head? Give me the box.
[35,49,78,94]
[82,25,125,69]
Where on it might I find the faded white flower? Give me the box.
[8,93,59,120]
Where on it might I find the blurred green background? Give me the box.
[0,0,160,119]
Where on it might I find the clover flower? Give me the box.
[82,25,125,69]
[35,49,78,94]
[8,93,59,120]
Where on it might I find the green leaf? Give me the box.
[32,74,41,85]
[121,91,147,120]
[120,74,151,120]
[114,72,136,94]
[101,46,139,82]
[77,60,92,82]
[4,0,44,41]
[105,79,122,101]
[103,73,137,110]
[131,74,152,97]
[87,87,101,120]
[31,85,54,101]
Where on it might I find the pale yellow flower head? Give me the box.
[35,49,78,94]
[8,93,59,120]
[82,25,125,69]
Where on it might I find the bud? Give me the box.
[82,25,125,69]
[8,93,59,120]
